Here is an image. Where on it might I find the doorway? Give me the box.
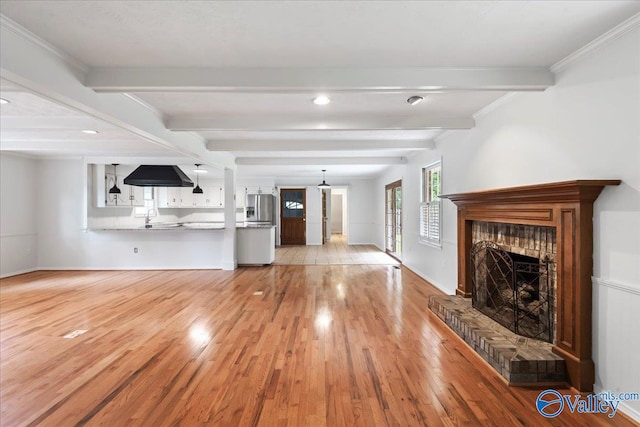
[322,190,327,244]
[280,188,306,245]
[385,180,402,260]
[330,187,348,241]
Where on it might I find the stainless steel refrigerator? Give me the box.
[245,194,276,224]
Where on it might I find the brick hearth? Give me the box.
[429,295,566,385]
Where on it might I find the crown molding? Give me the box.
[0,14,88,75]
[551,12,640,73]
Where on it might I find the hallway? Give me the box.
[274,234,399,265]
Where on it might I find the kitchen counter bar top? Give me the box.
[87,222,276,231]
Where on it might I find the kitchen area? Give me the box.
[87,163,278,266]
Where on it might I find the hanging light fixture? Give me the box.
[192,164,204,194]
[317,169,331,189]
[108,164,121,194]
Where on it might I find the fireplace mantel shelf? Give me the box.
[441,180,621,205]
[440,179,620,392]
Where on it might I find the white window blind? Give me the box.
[420,161,441,246]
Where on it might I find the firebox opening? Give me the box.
[471,240,554,343]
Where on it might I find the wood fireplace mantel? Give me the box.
[441,180,620,392]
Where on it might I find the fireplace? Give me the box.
[471,240,554,343]
[442,180,620,392]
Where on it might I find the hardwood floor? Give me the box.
[275,234,399,265]
[0,267,636,426]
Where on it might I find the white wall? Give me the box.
[0,153,38,277]
[305,186,323,245]
[374,27,639,418]
[331,194,343,233]
[348,179,377,244]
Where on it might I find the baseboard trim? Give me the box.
[402,263,455,296]
[593,385,640,423]
[221,261,238,271]
[36,266,223,271]
[0,267,38,279]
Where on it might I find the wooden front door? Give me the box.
[280,188,306,245]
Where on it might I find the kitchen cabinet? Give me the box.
[157,186,224,208]
[237,226,276,265]
[236,186,276,208]
[126,184,144,206]
[236,187,246,208]
[105,173,144,207]
[210,186,224,208]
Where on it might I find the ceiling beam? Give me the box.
[236,157,407,166]
[169,116,474,131]
[207,139,435,151]
[86,67,554,92]
[0,22,234,169]
[0,139,166,152]
[0,116,113,130]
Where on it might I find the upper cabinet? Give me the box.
[104,172,144,207]
[94,164,276,210]
[236,186,276,208]
[156,185,224,208]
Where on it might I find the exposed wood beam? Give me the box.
[236,157,407,166]
[169,116,474,131]
[207,140,435,151]
[86,67,554,92]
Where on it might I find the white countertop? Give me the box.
[87,221,276,231]
[88,221,225,231]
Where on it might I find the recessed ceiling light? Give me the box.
[0,98,9,104]
[82,129,99,134]
[193,169,207,174]
[407,96,425,106]
[313,95,331,105]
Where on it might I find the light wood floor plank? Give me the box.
[274,234,399,266]
[1,266,636,426]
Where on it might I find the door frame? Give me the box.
[279,188,307,245]
[385,180,402,262]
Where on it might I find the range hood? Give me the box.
[123,165,194,187]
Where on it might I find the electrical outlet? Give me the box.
[134,247,138,254]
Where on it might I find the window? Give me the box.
[420,160,441,246]
[134,187,157,217]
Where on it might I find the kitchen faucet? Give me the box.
[144,209,156,228]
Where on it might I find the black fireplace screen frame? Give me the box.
[470,240,553,343]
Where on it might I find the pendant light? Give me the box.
[317,169,331,189]
[193,164,204,194]
[108,164,121,194]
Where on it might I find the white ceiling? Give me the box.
[2,1,638,68]
[1,1,639,179]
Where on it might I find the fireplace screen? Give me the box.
[471,241,553,343]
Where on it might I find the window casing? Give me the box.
[420,161,441,247]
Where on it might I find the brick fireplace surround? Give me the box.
[441,180,620,392]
